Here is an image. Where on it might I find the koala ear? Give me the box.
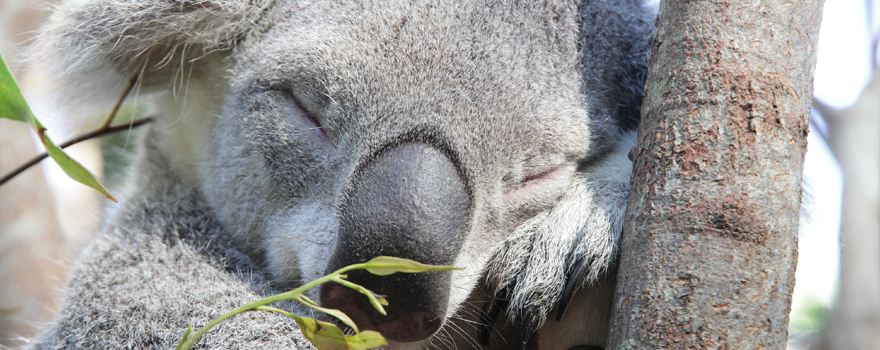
[26,0,272,127]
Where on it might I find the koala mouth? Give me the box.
[321,279,444,342]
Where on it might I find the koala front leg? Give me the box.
[28,226,315,349]
[486,131,636,349]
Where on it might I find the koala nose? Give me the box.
[321,142,470,342]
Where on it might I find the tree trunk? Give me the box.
[822,73,880,350]
[608,1,824,348]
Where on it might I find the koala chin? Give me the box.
[26,0,654,349]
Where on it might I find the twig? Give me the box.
[0,75,141,187]
[0,117,153,186]
[99,77,138,130]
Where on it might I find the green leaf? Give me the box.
[39,129,117,201]
[0,54,115,201]
[362,256,461,276]
[342,331,387,350]
[298,295,360,333]
[332,278,388,316]
[295,317,387,350]
[175,324,193,350]
[295,317,347,350]
[0,54,34,124]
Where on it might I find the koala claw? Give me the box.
[556,255,593,321]
[477,285,508,346]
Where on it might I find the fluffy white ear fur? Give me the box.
[25,0,271,181]
[25,0,271,125]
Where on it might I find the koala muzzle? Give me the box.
[321,142,470,342]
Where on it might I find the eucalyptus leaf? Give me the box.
[0,54,115,201]
[176,257,451,350]
[295,317,388,350]
[332,278,388,316]
[40,130,116,201]
[365,293,389,315]
[298,295,360,332]
[0,54,34,124]
[342,331,388,350]
[295,317,349,350]
[363,256,461,276]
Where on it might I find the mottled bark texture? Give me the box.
[608,1,824,349]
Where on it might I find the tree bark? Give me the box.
[608,1,824,348]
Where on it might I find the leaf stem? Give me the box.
[176,257,458,350]
[332,277,388,315]
[255,306,298,320]
[177,263,365,350]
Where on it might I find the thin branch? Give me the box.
[0,117,153,186]
[99,76,138,130]
[0,75,142,187]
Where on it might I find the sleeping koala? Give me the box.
[26,0,654,349]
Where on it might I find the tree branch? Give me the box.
[0,75,144,187]
[99,77,138,130]
[0,117,153,186]
[608,0,824,347]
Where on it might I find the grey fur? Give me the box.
[26,0,654,348]
[32,131,314,349]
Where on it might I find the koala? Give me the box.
[26,1,654,349]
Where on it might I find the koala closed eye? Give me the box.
[520,164,564,185]
[279,91,332,143]
[505,162,577,221]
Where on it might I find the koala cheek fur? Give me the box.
[264,202,340,289]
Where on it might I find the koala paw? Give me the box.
[484,167,629,348]
[481,133,634,348]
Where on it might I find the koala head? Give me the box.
[206,2,592,342]
[36,0,650,346]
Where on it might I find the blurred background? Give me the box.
[0,1,877,349]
